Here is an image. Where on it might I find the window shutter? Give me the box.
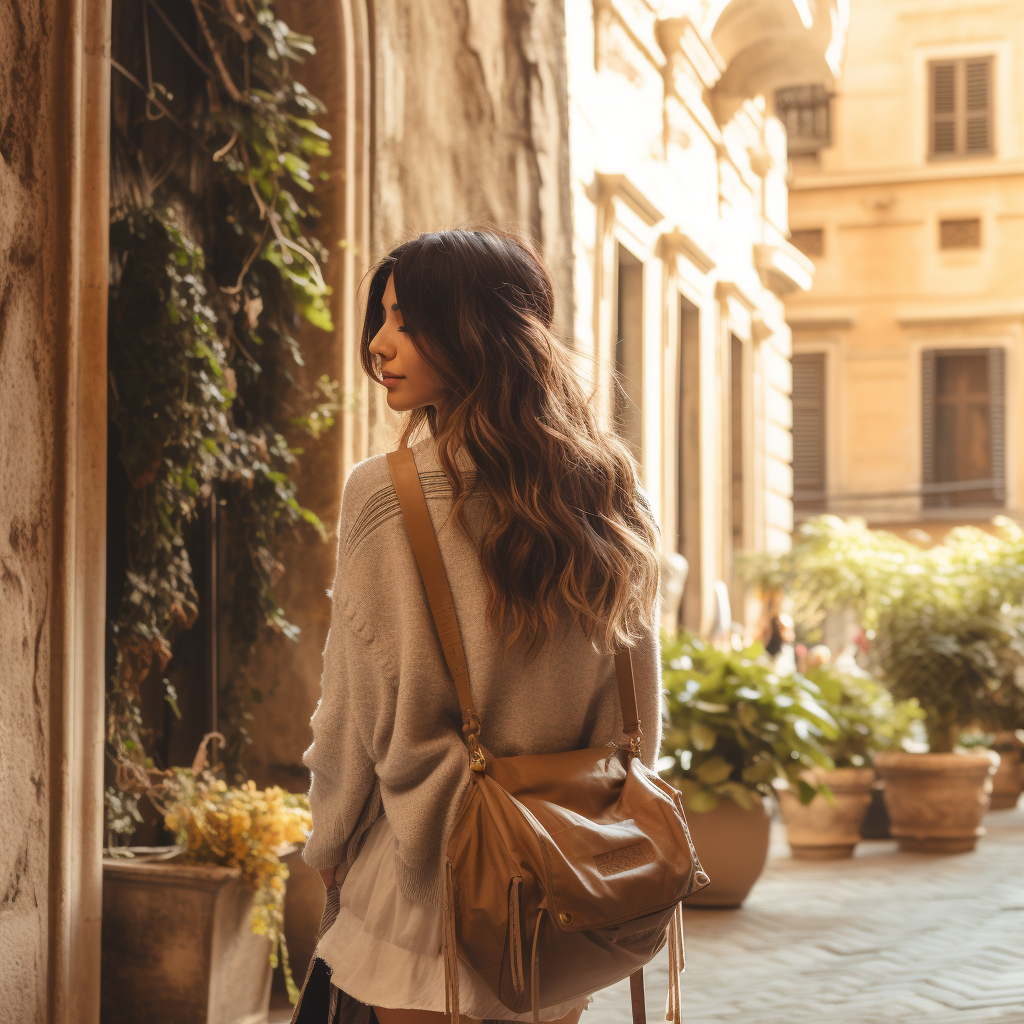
[921,349,936,488]
[791,353,826,507]
[965,58,992,154]
[930,62,957,156]
[989,347,1005,503]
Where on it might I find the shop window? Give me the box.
[929,57,993,159]
[791,353,826,510]
[922,349,1004,507]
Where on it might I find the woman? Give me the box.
[301,229,664,1024]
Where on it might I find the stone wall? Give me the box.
[0,4,57,1016]
[372,0,574,337]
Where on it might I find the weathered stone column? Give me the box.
[0,1,110,1022]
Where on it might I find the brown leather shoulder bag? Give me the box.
[386,447,709,1024]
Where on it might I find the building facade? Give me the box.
[566,0,845,631]
[786,0,1024,536]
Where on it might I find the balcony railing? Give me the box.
[794,478,1005,519]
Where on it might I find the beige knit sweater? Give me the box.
[301,435,663,909]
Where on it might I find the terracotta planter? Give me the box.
[777,767,876,859]
[874,751,998,854]
[989,733,1024,811]
[101,853,273,1024]
[681,795,770,908]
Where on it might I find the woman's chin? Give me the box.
[385,390,413,413]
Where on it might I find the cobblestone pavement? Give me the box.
[588,805,1024,1024]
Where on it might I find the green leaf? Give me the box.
[690,723,718,751]
[685,788,721,813]
[718,782,757,809]
[695,755,733,785]
[796,779,818,805]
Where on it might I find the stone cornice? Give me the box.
[655,15,726,92]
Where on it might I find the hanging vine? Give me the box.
[106,0,338,842]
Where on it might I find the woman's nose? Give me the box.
[368,329,391,356]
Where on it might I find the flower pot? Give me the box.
[777,767,876,859]
[681,796,770,908]
[874,751,998,854]
[101,853,273,1024]
[989,732,1024,811]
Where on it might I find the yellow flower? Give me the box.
[159,768,312,1002]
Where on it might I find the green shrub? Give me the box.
[805,666,923,767]
[659,632,836,812]
[743,516,1024,752]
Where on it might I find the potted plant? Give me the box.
[775,665,923,859]
[101,738,312,1024]
[659,632,837,907]
[746,516,1024,853]
[871,595,1013,851]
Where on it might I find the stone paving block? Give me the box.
[584,807,1024,1024]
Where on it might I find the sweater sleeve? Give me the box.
[301,468,390,871]
[634,620,663,773]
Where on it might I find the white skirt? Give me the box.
[315,815,591,1021]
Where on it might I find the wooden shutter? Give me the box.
[791,353,826,508]
[921,349,936,490]
[923,348,1004,508]
[930,57,994,158]
[965,58,992,154]
[990,346,1005,503]
[930,62,957,156]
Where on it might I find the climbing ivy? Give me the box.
[106,0,337,843]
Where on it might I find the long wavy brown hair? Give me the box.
[360,229,661,656]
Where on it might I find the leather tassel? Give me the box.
[676,902,685,974]
[510,877,525,996]
[443,860,460,1024]
[531,909,545,1024]
[664,903,683,1024]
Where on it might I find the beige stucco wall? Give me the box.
[787,0,1024,531]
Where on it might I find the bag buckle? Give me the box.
[463,711,487,773]
[627,728,643,761]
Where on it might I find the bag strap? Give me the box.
[387,447,475,721]
[385,446,643,758]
